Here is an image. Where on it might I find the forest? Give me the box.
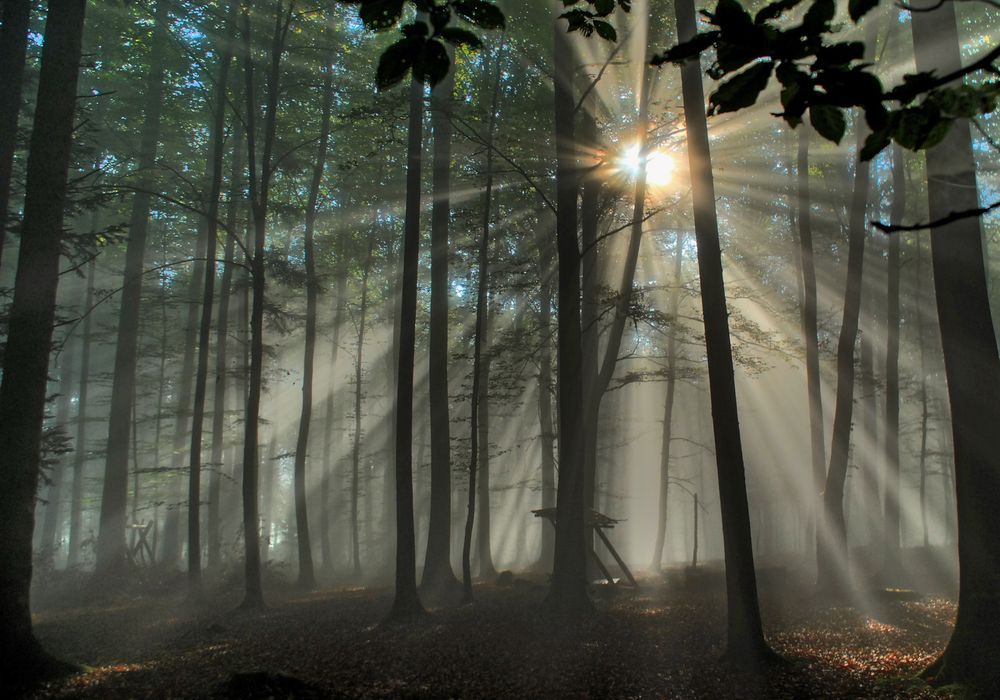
[1,0,999,697]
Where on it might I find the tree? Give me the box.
[0,0,88,684]
[670,0,776,666]
[97,0,170,578]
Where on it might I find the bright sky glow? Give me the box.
[620,143,675,187]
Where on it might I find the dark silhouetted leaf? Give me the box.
[453,0,505,30]
[360,0,406,31]
[593,19,617,42]
[708,60,774,115]
[377,36,420,90]
[848,0,879,22]
[809,103,845,143]
[438,27,483,50]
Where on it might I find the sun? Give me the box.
[619,143,675,187]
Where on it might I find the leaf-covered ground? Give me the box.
[27,568,960,699]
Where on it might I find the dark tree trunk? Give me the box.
[534,219,556,570]
[40,338,76,555]
[651,232,684,572]
[817,87,873,592]
[0,0,30,270]
[292,43,334,592]
[883,144,904,574]
[0,0,86,683]
[546,12,590,616]
[188,2,237,593]
[386,75,426,621]
[208,128,244,570]
[352,241,374,580]
[796,126,826,550]
[422,53,460,595]
[238,0,293,610]
[321,249,348,572]
[68,258,96,568]
[675,0,774,665]
[96,0,169,577]
[912,3,1000,691]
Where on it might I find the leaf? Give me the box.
[848,0,879,22]
[809,103,846,143]
[708,60,774,115]
[438,26,483,50]
[859,128,891,161]
[592,19,617,42]
[802,0,835,33]
[414,37,451,86]
[359,0,406,31]
[754,0,804,24]
[453,0,505,30]
[377,36,420,90]
[594,0,615,15]
[651,31,719,66]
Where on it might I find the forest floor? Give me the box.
[24,564,965,699]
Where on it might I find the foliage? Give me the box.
[652,0,1000,160]
[558,0,633,42]
[339,0,505,89]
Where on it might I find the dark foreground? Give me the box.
[24,568,960,699]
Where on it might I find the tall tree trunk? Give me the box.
[422,51,460,595]
[675,0,774,665]
[321,248,348,571]
[916,238,930,548]
[912,2,1000,690]
[40,339,76,556]
[352,241,374,580]
[534,218,556,570]
[96,0,169,577]
[292,42,334,591]
[883,144,904,574]
[238,0,293,610]
[208,127,244,570]
[68,258,95,567]
[796,125,826,557]
[651,232,684,572]
[0,0,30,271]
[546,9,591,616]
[188,3,237,593]
[0,0,86,682]
[386,74,427,621]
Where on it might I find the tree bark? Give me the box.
[97,0,169,578]
[292,41,335,591]
[422,55,460,594]
[675,0,774,665]
[352,241,374,580]
[883,144,904,574]
[386,74,426,621]
[68,258,96,567]
[912,2,1000,691]
[0,0,86,683]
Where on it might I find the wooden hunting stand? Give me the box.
[125,520,155,567]
[532,508,639,589]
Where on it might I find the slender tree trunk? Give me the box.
[912,3,1000,690]
[352,241,374,580]
[0,0,30,271]
[534,219,556,570]
[321,249,348,572]
[651,232,684,572]
[238,0,293,610]
[0,0,86,682]
[675,0,774,664]
[188,3,237,593]
[41,339,76,556]
[386,73,426,621]
[422,51,460,595]
[883,144,904,574]
[292,42,334,591]
[796,126,826,557]
[97,0,169,577]
[916,239,930,548]
[68,258,95,567]
[546,9,591,616]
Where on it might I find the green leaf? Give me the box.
[708,61,774,115]
[848,0,879,22]
[377,36,420,90]
[809,103,846,143]
[360,0,406,31]
[438,26,483,50]
[594,0,615,15]
[592,19,617,41]
[453,0,505,30]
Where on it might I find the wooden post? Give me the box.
[692,492,699,568]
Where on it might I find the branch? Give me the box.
[873,199,1000,233]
